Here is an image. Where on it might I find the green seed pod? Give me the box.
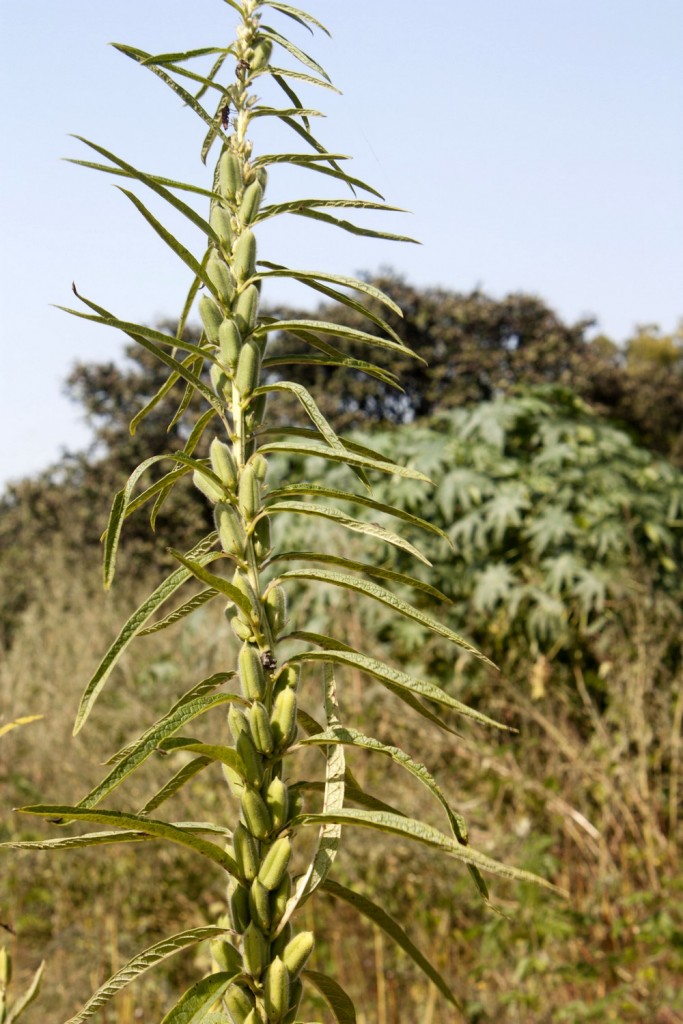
[222,761,244,798]
[264,583,288,636]
[199,293,223,344]
[237,730,264,788]
[250,453,268,481]
[219,317,242,371]
[192,468,224,504]
[227,608,256,643]
[282,931,315,980]
[235,338,262,398]
[239,643,266,702]
[231,570,260,623]
[233,283,260,335]
[219,150,243,201]
[210,362,230,400]
[265,776,289,831]
[210,936,242,973]
[225,983,256,1024]
[271,920,293,959]
[282,979,303,1024]
[214,502,245,557]
[238,464,261,521]
[210,202,234,248]
[210,437,238,490]
[264,956,290,1023]
[251,37,273,72]
[258,836,291,891]
[245,391,268,432]
[241,786,272,840]
[248,701,274,755]
[270,871,292,929]
[228,705,249,743]
[270,688,298,751]
[243,1010,264,1024]
[233,821,260,882]
[228,878,251,934]
[242,921,269,978]
[272,664,300,701]
[239,181,263,226]
[255,167,268,193]
[252,516,271,563]
[207,251,235,304]
[248,876,272,933]
[232,229,257,285]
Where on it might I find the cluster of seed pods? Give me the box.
[190,6,314,1020]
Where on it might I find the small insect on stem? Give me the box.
[236,58,251,77]
[221,103,231,130]
[261,650,277,671]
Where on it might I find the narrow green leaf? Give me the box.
[256,263,403,316]
[71,136,219,244]
[261,65,340,92]
[66,158,216,200]
[288,647,504,729]
[253,152,383,199]
[116,188,217,296]
[257,318,423,362]
[137,588,217,636]
[74,539,220,734]
[18,807,238,874]
[60,927,229,1024]
[271,73,312,129]
[252,105,323,121]
[302,970,356,1024]
[158,738,247,778]
[281,570,497,669]
[160,971,237,1024]
[263,2,331,36]
[261,26,331,82]
[140,46,227,66]
[265,501,431,565]
[321,879,459,1008]
[138,757,212,816]
[4,960,45,1024]
[124,467,191,521]
[297,809,566,894]
[256,440,430,483]
[294,207,419,245]
[3,821,224,852]
[168,551,254,618]
[274,551,450,604]
[279,665,344,933]
[267,483,453,548]
[77,690,237,809]
[254,381,347,453]
[263,350,399,389]
[256,197,405,220]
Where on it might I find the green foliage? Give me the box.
[2,3,556,1022]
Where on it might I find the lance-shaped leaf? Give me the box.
[321,879,459,1009]
[257,318,422,362]
[160,971,238,1024]
[256,196,406,221]
[257,440,430,483]
[18,807,238,874]
[292,206,419,245]
[261,25,331,82]
[254,381,348,453]
[253,151,383,198]
[0,715,42,739]
[65,159,217,199]
[260,65,339,91]
[138,756,212,816]
[252,105,324,121]
[289,647,504,729]
[263,1,331,36]
[256,263,403,316]
[168,550,254,619]
[4,960,45,1024]
[137,588,217,636]
[71,136,219,243]
[263,349,399,389]
[268,482,453,548]
[263,501,431,566]
[140,45,228,66]
[296,809,566,894]
[288,633,461,737]
[280,570,497,670]
[77,690,238,809]
[274,550,450,604]
[73,539,220,734]
[301,727,470,845]
[158,737,247,778]
[302,971,356,1024]
[3,821,227,853]
[59,926,229,1024]
[277,666,344,934]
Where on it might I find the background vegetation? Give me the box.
[1,279,682,1022]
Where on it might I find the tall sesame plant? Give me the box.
[8,3,560,1021]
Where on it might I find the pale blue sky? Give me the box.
[1,1,682,487]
